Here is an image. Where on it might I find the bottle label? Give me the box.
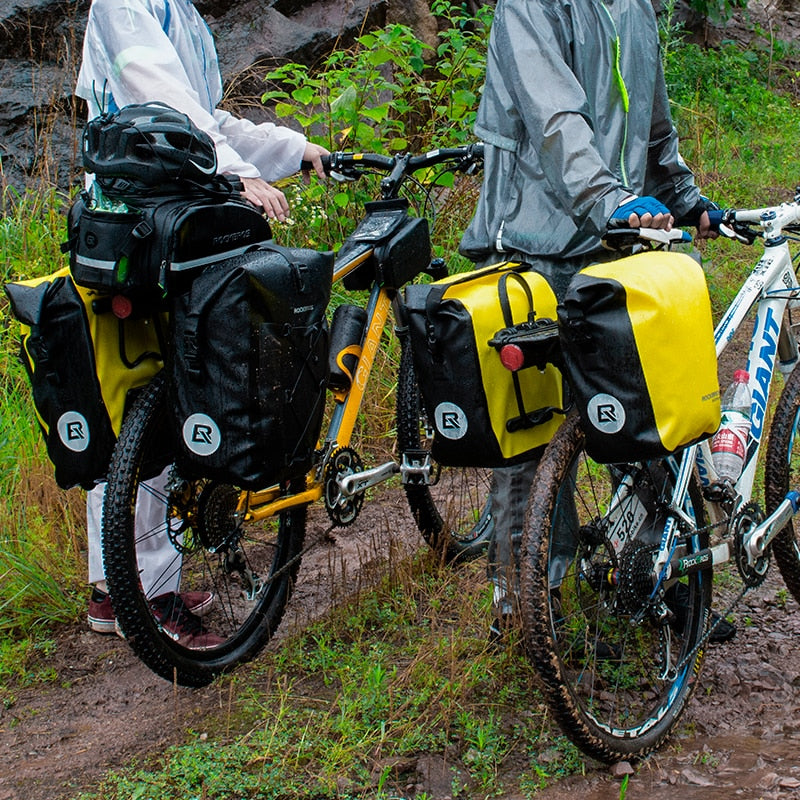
[711,426,746,459]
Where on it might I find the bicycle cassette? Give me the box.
[324,446,364,527]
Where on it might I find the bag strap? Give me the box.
[422,261,528,354]
[496,270,566,432]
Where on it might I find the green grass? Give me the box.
[76,555,586,800]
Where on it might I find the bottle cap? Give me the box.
[733,369,750,382]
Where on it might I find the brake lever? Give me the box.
[719,222,757,245]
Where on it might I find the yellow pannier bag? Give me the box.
[405,262,565,467]
[5,267,163,489]
[558,251,721,463]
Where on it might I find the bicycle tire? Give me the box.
[520,412,711,762]
[396,334,493,562]
[764,362,800,603]
[102,372,306,687]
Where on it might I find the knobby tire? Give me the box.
[396,334,493,562]
[520,412,711,762]
[764,362,800,603]
[102,372,306,687]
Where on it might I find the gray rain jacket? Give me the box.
[460,0,702,265]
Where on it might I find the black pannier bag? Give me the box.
[170,242,334,489]
[405,262,565,467]
[65,189,273,304]
[4,268,164,489]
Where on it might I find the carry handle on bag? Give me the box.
[406,261,565,467]
[494,270,565,433]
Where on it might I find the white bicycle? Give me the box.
[518,195,800,761]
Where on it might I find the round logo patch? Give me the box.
[57,411,90,452]
[182,413,221,456]
[586,393,626,434]
[434,402,468,440]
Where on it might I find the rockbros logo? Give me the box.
[434,402,468,440]
[587,393,626,435]
[57,411,90,452]
[182,413,221,456]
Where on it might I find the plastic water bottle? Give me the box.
[710,369,752,483]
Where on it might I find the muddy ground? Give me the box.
[2,476,800,800]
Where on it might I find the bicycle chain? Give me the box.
[665,513,753,678]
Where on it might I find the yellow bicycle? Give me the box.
[101,144,490,686]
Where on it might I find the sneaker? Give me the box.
[87,588,117,634]
[666,582,736,644]
[149,592,226,650]
[89,589,215,637]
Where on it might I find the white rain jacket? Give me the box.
[460,0,703,265]
[76,0,307,180]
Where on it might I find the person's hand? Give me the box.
[696,210,720,241]
[609,195,674,230]
[239,176,290,222]
[301,142,329,181]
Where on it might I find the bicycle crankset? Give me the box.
[733,502,770,587]
[324,446,365,527]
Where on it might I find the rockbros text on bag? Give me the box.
[65,189,272,305]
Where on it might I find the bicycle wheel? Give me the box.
[764,362,800,602]
[396,335,493,562]
[521,412,711,762]
[102,372,306,687]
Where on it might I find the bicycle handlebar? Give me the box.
[300,142,485,199]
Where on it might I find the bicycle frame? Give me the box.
[230,145,485,525]
[652,201,800,586]
[241,258,399,520]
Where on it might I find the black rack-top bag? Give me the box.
[405,262,565,467]
[4,268,164,489]
[558,250,720,463]
[65,188,273,305]
[170,242,334,489]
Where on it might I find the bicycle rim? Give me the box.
[102,372,306,687]
[521,413,710,761]
[765,362,800,603]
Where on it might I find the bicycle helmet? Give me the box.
[82,102,218,190]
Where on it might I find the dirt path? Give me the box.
[3,479,800,800]
[0,493,424,800]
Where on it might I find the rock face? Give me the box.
[0,0,414,192]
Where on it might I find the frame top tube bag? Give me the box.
[558,250,721,463]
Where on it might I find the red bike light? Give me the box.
[111,295,134,319]
[499,344,525,371]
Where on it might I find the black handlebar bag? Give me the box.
[558,251,720,463]
[169,243,334,489]
[4,268,164,489]
[405,262,565,467]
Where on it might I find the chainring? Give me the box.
[733,502,770,587]
[324,446,364,527]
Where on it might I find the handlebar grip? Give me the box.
[300,154,332,174]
